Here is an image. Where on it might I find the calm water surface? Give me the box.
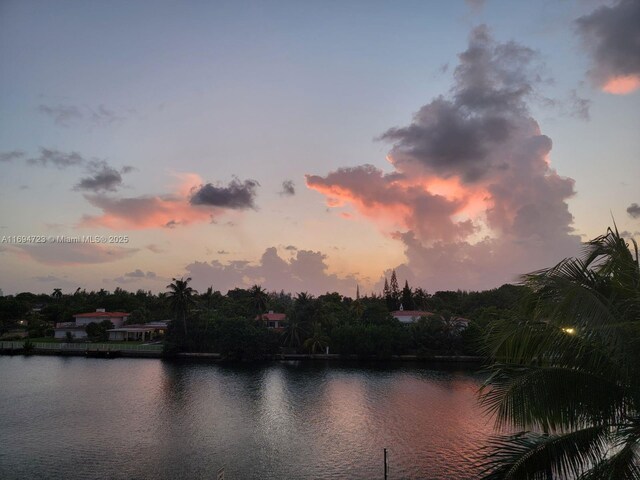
[0,356,493,479]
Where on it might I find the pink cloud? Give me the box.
[79,173,255,230]
[81,194,214,230]
[601,75,640,95]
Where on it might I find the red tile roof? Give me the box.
[73,312,129,318]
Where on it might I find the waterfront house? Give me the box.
[107,321,169,342]
[54,322,89,339]
[257,311,287,330]
[54,309,130,339]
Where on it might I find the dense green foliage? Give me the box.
[0,277,531,359]
[479,227,640,479]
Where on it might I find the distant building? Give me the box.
[257,311,287,330]
[54,309,130,339]
[54,322,89,340]
[391,307,433,324]
[107,321,169,342]
[392,305,470,330]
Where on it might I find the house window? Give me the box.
[268,321,275,328]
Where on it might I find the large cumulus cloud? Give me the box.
[307,26,581,291]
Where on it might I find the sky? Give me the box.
[0,0,639,296]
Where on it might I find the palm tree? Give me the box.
[295,291,313,306]
[303,321,329,354]
[283,311,304,350]
[478,227,640,479]
[166,277,196,336]
[250,284,268,317]
[51,288,62,301]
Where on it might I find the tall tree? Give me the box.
[413,287,430,311]
[401,280,414,310]
[389,270,399,293]
[166,277,196,336]
[250,284,268,317]
[479,227,640,479]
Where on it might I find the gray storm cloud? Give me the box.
[190,178,259,209]
[576,0,640,94]
[307,26,581,291]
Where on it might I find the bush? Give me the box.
[23,339,34,353]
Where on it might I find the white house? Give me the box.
[107,321,169,341]
[54,322,89,340]
[54,309,130,339]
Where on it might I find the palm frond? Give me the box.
[478,427,609,480]
[481,364,629,432]
[577,443,640,480]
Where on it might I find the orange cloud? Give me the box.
[306,166,477,243]
[602,75,640,94]
[79,173,220,230]
[81,195,215,230]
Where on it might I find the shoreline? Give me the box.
[0,342,483,363]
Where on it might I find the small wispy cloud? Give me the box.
[74,161,132,192]
[0,150,26,162]
[26,148,85,168]
[37,104,83,127]
[279,180,296,196]
[38,103,126,127]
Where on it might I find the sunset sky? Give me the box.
[1,0,639,296]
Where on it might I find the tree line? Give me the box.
[0,278,529,358]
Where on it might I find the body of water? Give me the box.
[0,356,494,479]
